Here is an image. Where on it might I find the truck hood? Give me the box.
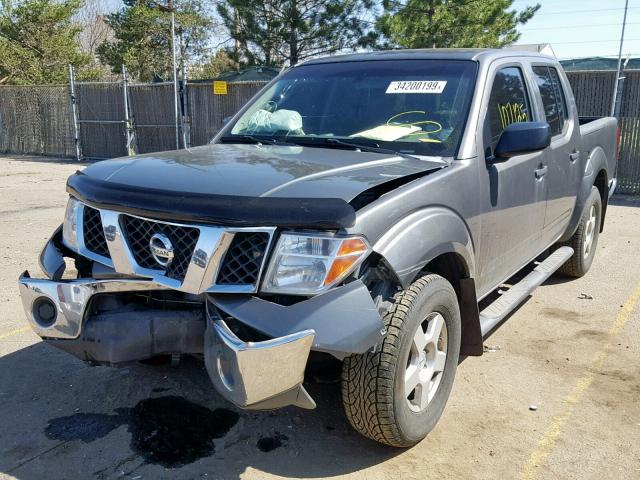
[69,143,447,228]
[81,143,446,201]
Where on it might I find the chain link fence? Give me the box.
[566,70,640,195]
[0,71,639,194]
[0,85,75,157]
[187,82,265,146]
[0,78,265,161]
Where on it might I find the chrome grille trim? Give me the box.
[83,206,110,258]
[120,215,200,281]
[217,232,271,285]
[72,203,275,294]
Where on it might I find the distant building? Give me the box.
[215,66,280,82]
[559,57,640,71]
[188,66,280,84]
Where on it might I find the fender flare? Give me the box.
[560,147,609,242]
[372,207,475,289]
[372,207,482,356]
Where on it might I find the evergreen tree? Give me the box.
[190,49,240,80]
[377,0,540,49]
[0,0,98,84]
[217,0,375,66]
[97,0,212,81]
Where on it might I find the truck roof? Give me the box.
[300,48,556,65]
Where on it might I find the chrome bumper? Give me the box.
[18,271,318,409]
[205,320,316,410]
[18,271,159,339]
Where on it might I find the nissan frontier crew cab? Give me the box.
[18,49,619,447]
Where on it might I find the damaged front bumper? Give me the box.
[205,320,316,409]
[17,232,384,410]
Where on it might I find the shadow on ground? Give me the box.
[609,194,640,207]
[3,154,94,166]
[0,342,399,479]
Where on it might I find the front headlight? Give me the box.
[261,233,371,295]
[62,197,81,250]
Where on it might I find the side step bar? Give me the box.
[479,246,574,337]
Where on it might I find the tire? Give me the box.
[558,186,602,278]
[341,273,461,447]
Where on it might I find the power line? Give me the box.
[521,22,640,31]
[526,38,640,45]
[532,6,640,15]
[557,54,640,59]
[382,2,639,18]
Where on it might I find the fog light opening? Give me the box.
[216,352,234,391]
[33,297,57,327]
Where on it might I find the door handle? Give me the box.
[569,151,580,163]
[535,165,548,179]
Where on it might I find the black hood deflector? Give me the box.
[67,172,357,229]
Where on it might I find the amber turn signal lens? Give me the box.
[324,257,359,286]
[323,238,369,286]
[337,237,368,256]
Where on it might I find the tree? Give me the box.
[190,49,240,80]
[76,0,113,58]
[97,0,212,82]
[376,0,540,49]
[0,0,98,84]
[217,0,376,67]
[74,0,114,80]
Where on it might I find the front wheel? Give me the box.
[558,186,602,278]
[341,273,461,447]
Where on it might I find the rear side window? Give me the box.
[533,66,568,136]
[487,67,531,150]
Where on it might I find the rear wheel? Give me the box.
[341,273,461,447]
[558,186,602,278]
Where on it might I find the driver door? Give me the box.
[476,64,548,296]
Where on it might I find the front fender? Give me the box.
[560,146,608,242]
[372,207,475,288]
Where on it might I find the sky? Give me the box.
[513,0,639,59]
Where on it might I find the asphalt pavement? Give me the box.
[1,155,639,480]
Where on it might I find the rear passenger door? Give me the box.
[531,65,580,237]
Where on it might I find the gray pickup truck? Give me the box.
[19,49,619,447]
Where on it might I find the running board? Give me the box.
[479,246,574,337]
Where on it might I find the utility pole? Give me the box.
[181,63,190,148]
[122,65,136,156]
[234,8,240,61]
[151,0,181,148]
[68,65,82,162]
[611,0,629,118]
[169,0,180,149]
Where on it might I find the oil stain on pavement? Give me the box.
[45,396,240,468]
[127,396,239,467]
[256,432,288,452]
[45,412,126,443]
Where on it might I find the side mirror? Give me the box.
[493,121,551,160]
[222,116,232,126]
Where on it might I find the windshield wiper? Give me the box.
[292,137,422,162]
[220,134,297,146]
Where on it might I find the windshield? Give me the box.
[224,59,477,157]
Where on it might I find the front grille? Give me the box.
[121,215,200,280]
[217,232,270,285]
[83,206,110,257]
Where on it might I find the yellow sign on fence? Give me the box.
[213,81,228,95]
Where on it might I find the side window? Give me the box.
[549,67,568,131]
[533,66,568,136]
[487,67,531,151]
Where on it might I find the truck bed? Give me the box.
[578,116,618,178]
